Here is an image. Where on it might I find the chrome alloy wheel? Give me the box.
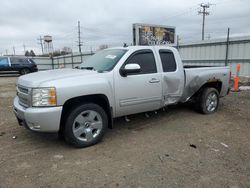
[206,92,218,112]
[72,110,103,142]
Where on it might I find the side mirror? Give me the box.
[120,64,141,77]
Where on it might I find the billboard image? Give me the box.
[133,23,175,46]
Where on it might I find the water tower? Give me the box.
[44,35,53,54]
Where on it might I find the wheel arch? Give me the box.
[190,80,222,102]
[200,80,222,93]
[59,94,113,133]
[19,67,31,74]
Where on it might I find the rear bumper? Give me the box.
[32,67,38,72]
[13,96,62,132]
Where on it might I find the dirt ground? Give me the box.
[0,76,249,188]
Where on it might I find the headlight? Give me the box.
[32,87,57,107]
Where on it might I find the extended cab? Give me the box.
[13,46,230,147]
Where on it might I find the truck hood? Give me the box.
[18,68,97,87]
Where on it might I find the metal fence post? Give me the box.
[57,57,59,68]
[71,53,74,68]
[225,28,230,66]
[63,55,66,68]
[177,35,180,51]
[80,52,83,64]
[51,56,54,69]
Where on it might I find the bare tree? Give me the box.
[25,50,30,56]
[99,44,108,50]
[30,50,36,57]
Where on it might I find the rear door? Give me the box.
[10,58,29,72]
[157,49,185,105]
[0,57,10,72]
[114,49,162,117]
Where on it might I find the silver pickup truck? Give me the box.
[13,46,230,147]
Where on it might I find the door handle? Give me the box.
[149,78,160,83]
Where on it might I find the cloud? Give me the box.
[0,0,249,54]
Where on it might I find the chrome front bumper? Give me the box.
[13,96,62,132]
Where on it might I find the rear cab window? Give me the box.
[123,50,157,75]
[159,50,177,72]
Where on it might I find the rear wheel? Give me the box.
[64,103,108,148]
[196,87,219,114]
[20,68,30,75]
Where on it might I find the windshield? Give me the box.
[79,49,128,72]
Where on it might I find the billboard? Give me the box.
[133,23,175,46]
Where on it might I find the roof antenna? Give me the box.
[123,43,128,47]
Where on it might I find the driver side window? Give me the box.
[123,50,157,75]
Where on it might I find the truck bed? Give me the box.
[181,66,230,102]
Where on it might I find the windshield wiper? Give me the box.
[80,66,96,71]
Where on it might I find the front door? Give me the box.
[0,57,10,72]
[114,50,162,117]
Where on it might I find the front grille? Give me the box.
[19,96,29,106]
[17,85,31,107]
[18,85,29,94]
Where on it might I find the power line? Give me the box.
[207,16,249,25]
[198,3,211,40]
[159,0,234,22]
[54,29,77,40]
[164,6,199,20]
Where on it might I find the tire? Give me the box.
[20,68,30,75]
[63,103,108,148]
[196,87,219,114]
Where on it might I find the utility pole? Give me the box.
[177,35,180,51]
[77,21,83,53]
[37,36,44,54]
[198,3,210,40]
[23,44,26,54]
[13,46,16,55]
[225,28,230,66]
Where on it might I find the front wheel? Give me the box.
[64,103,108,148]
[196,87,219,114]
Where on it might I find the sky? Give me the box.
[0,0,250,55]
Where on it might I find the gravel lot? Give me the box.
[0,76,250,188]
